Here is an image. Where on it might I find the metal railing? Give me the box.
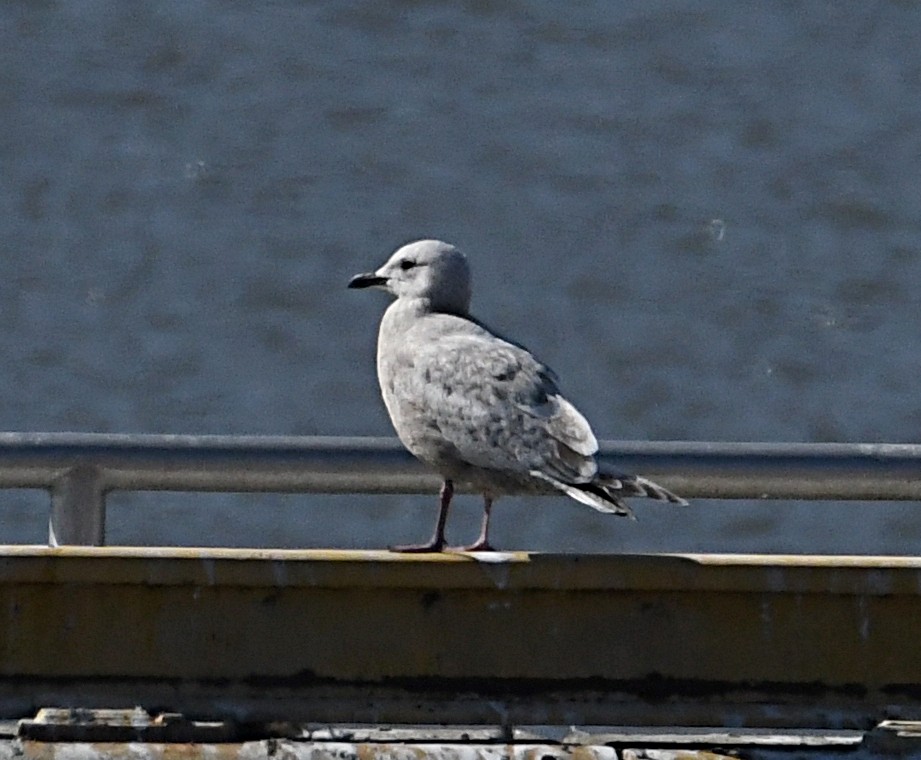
[0,432,917,546]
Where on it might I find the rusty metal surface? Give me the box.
[6,723,875,760]
[18,708,239,743]
[1,730,886,760]
[2,548,921,727]
[0,708,902,760]
[12,740,614,760]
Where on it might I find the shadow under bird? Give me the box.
[349,239,687,552]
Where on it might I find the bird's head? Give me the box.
[348,239,471,315]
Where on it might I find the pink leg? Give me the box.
[390,480,452,553]
[451,495,496,552]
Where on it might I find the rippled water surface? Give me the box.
[2,2,920,552]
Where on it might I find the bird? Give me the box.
[348,239,686,552]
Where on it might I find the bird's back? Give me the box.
[376,298,600,494]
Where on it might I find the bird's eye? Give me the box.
[399,259,416,271]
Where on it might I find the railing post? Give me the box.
[49,464,106,547]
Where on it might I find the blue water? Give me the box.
[2,2,920,553]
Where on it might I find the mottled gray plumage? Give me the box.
[349,239,686,551]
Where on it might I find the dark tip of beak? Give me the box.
[348,273,387,290]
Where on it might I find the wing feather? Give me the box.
[398,324,598,484]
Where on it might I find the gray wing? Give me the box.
[403,328,600,484]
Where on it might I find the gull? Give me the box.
[349,239,686,552]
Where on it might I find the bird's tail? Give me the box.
[532,469,687,518]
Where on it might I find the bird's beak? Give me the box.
[348,272,388,290]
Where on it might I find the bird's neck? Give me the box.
[382,296,471,330]
[382,296,431,328]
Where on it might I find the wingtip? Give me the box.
[634,476,689,506]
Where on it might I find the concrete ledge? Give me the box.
[1,547,921,727]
